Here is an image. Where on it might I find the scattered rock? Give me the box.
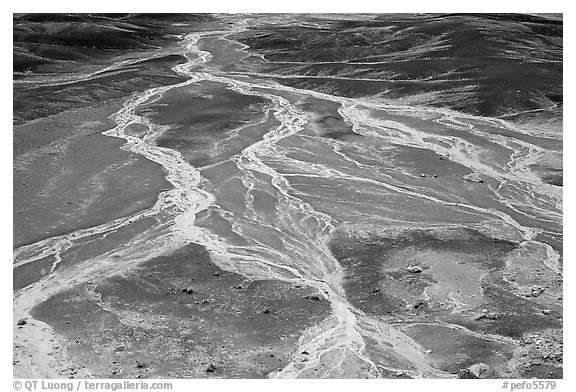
[301,351,309,355]
[407,266,423,273]
[305,295,321,301]
[206,364,216,373]
[17,318,27,326]
[457,369,475,379]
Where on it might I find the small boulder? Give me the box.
[463,173,484,183]
[468,363,496,379]
[407,266,423,274]
[206,364,216,373]
[532,286,546,297]
[17,318,27,326]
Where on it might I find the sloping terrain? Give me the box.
[13,14,562,379]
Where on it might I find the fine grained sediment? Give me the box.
[31,243,331,378]
[328,224,562,378]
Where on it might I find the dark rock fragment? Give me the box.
[413,301,426,309]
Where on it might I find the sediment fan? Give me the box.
[13,13,562,379]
